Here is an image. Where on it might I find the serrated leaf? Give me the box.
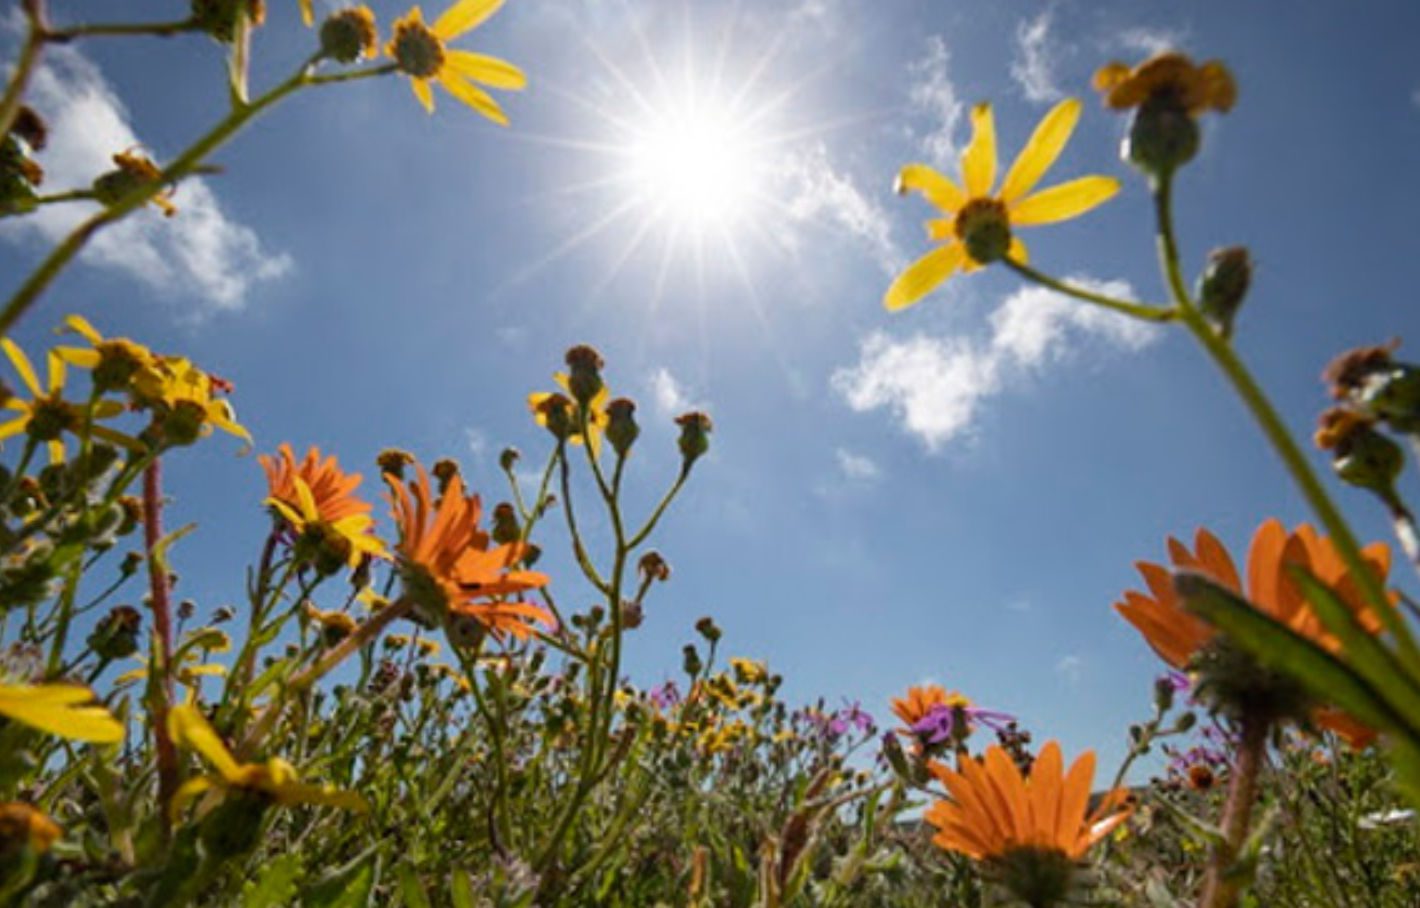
[241,853,302,908]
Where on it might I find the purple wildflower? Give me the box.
[648,680,681,711]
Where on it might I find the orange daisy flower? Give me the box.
[260,444,386,566]
[387,463,553,641]
[925,741,1131,862]
[1116,519,1393,744]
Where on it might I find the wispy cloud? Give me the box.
[1056,654,1084,684]
[835,447,881,482]
[0,36,291,313]
[1011,10,1063,104]
[907,36,964,167]
[465,427,489,462]
[780,143,902,274]
[1115,26,1184,57]
[649,366,698,417]
[831,277,1161,450]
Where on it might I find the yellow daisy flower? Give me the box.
[528,373,610,455]
[885,99,1119,311]
[0,683,124,743]
[386,0,526,121]
[0,339,142,464]
[54,314,161,395]
[167,704,367,820]
[134,355,251,448]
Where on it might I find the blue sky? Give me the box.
[4,0,1420,769]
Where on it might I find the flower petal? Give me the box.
[961,103,996,198]
[433,0,503,40]
[1009,176,1119,226]
[445,50,526,89]
[2,339,42,397]
[883,243,967,311]
[167,704,242,782]
[62,315,102,345]
[411,77,435,114]
[999,98,1080,204]
[896,164,966,214]
[438,72,508,125]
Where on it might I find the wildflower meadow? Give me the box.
[1,1,1419,906]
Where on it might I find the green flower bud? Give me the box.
[88,605,142,660]
[499,447,520,472]
[1124,93,1200,178]
[605,397,639,458]
[190,0,265,44]
[564,344,605,407]
[675,411,713,468]
[1196,246,1252,338]
[694,616,720,643]
[1358,364,1420,434]
[491,502,520,545]
[681,644,703,677]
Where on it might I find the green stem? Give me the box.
[44,18,197,42]
[1003,257,1176,323]
[1199,713,1269,908]
[1153,176,1420,668]
[627,467,689,550]
[0,61,393,337]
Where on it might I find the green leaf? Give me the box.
[303,849,379,908]
[449,869,476,908]
[1288,565,1420,727]
[241,853,302,908]
[1177,573,1420,741]
[397,863,432,908]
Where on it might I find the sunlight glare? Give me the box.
[626,101,761,228]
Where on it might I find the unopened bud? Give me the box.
[1197,246,1251,338]
[605,397,639,457]
[1124,93,1200,178]
[638,551,670,583]
[675,412,713,467]
[682,644,703,677]
[492,503,520,545]
[499,447,520,472]
[431,458,460,495]
[376,448,415,479]
[532,393,575,441]
[89,605,142,660]
[620,599,643,630]
[694,616,720,643]
[564,344,606,407]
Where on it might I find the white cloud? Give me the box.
[1056,654,1084,684]
[835,447,881,481]
[831,277,1161,450]
[465,427,488,461]
[908,36,964,167]
[1412,87,1420,110]
[832,331,1000,451]
[1011,10,1063,104]
[0,38,291,312]
[649,367,694,416]
[1116,27,1183,57]
[779,143,901,274]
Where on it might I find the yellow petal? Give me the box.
[896,164,966,214]
[273,781,370,812]
[299,0,314,26]
[925,218,953,241]
[999,98,1081,204]
[1009,175,1120,226]
[961,103,996,198]
[54,347,101,369]
[167,704,242,782]
[2,339,42,397]
[439,72,508,125]
[46,440,65,466]
[0,416,27,441]
[170,775,217,821]
[294,476,319,522]
[445,50,526,89]
[412,77,435,114]
[268,498,306,530]
[883,243,967,311]
[46,353,64,394]
[1007,236,1029,265]
[0,685,123,743]
[62,315,102,345]
[433,0,502,39]
[90,425,147,453]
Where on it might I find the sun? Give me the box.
[624,97,764,229]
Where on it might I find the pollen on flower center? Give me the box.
[390,20,445,79]
[953,198,1011,264]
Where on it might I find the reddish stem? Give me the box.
[143,459,178,835]
[1199,713,1269,908]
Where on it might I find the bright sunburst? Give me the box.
[624,98,763,229]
